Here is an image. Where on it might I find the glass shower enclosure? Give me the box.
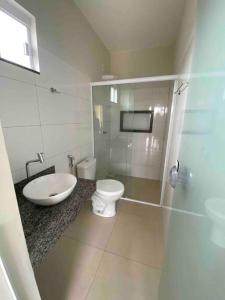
[92,84,133,182]
[92,81,172,205]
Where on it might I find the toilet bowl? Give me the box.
[205,198,225,248]
[76,158,124,217]
[92,179,124,217]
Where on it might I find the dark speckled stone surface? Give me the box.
[15,167,96,269]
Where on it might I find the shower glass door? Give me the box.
[93,82,170,204]
[109,84,134,192]
[159,0,225,299]
[92,84,134,192]
[92,85,111,180]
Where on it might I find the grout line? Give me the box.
[60,235,105,299]
[62,202,163,299]
[34,80,45,156]
[62,208,119,299]
[63,205,118,252]
[35,82,91,101]
[63,212,163,269]
[62,235,105,252]
[103,249,162,271]
[103,210,163,271]
[40,123,92,127]
[104,212,119,250]
[0,73,36,86]
[84,250,105,300]
[3,124,40,129]
[12,143,93,181]
[104,202,163,271]
[84,248,162,300]
[0,74,91,101]
[3,123,92,128]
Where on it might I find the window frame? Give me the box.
[0,0,40,74]
[120,110,154,133]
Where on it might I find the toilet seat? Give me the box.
[96,179,124,196]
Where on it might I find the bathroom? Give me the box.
[93,81,174,205]
[1,0,225,299]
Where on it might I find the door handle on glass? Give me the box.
[169,160,189,188]
[169,160,179,189]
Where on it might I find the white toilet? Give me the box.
[77,157,124,217]
[205,198,225,248]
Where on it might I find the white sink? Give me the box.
[23,173,77,206]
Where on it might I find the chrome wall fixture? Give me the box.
[67,155,75,174]
[25,152,45,179]
[50,87,61,94]
[174,80,189,95]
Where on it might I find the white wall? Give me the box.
[163,0,196,206]
[162,0,197,240]
[0,0,110,183]
[0,123,40,299]
[110,45,175,79]
[174,0,197,73]
[110,82,171,180]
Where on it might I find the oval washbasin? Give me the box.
[23,173,77,206]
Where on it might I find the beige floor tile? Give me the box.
[117,201,164,238]
[106,211,164,268]
[117,200,163,224]
[63,201,116,249]
[35,237,103,300]
[86,252,161,300]
[118,175,161,204]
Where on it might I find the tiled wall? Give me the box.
[0,0,110,183]
[0,49,93,182]
[110,83,171,180]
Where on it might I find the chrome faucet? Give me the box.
[26,152,45,179]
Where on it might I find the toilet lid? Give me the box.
[96,179,124,196]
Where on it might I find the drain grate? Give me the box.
[49,193,58,197]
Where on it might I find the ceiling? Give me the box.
[74,0,185,52]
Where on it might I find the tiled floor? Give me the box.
[117,175,161,204]
[35,200,164,300]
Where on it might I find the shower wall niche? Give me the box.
[92,81,173,204]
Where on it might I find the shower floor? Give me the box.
[111,175,161,205]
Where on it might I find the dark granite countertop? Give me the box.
[15,167,96,269]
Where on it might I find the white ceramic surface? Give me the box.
[23,173,77,206]
[96,179,124,196]
[92,179,125,217]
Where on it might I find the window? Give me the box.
[120,110,154,133]
[110,86,118,103]
[0,0,39,73]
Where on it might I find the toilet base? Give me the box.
[91,179,124,218]
[92,201,116,218]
